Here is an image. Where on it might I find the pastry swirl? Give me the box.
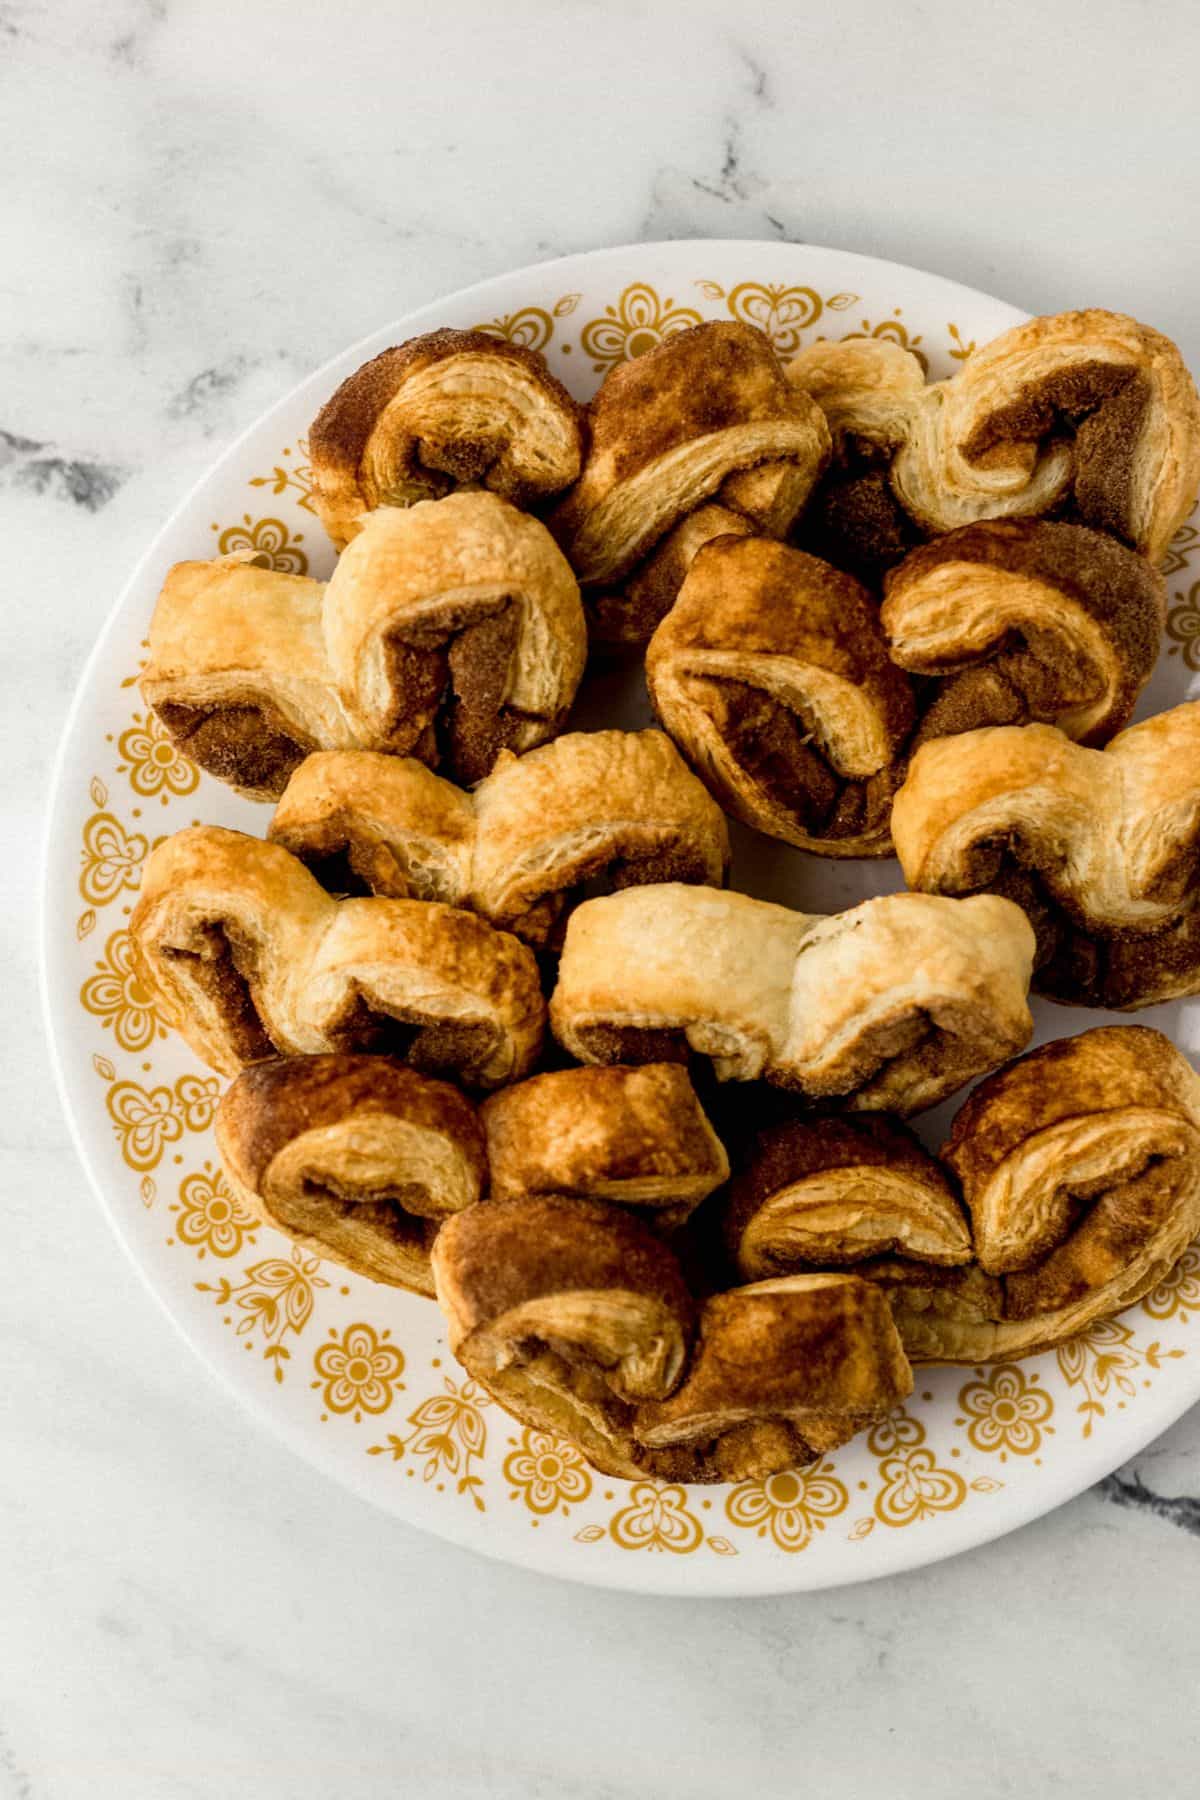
[215,1055,486,1297]
[130,825,544,1086]
[309,327,584,548]
[891,702,1200,1007]
[549,883,1035,1115]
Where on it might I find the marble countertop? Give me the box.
[8,1,1200,1793]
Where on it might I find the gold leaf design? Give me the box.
[826,291,859,311]
[1165,580,1200,671]
[92,1053,116,1082]
[366,1375,491,1510]
[1160,516,1199,577]
[503,1427,593,1518]
[115,712,199,804]
[77,910,96,941]
[197,1245,329,1381]
[946,321,976,361]
[1142,1245,1200,1320]
[573,1523,606,1543]
[867,1407,966,1527]
[90,776,108,809]
[474,307,554,353]
[80,811,151,909]
[725,1462,849,1553]
[705,1536,738,1557]
[579,283,703,374]
[694,279,726,301]
[847,1516,876,1542]
[553,292,581,318]
[212,514,308,575]
[140,1175,156,1208]
[80,926,165,1053]
[102,1070,220,1173]
[955,1365,1055,1462]
[1054,1316,1183,1437]
[723,281,826,355]
[312,1322,406,1420]
[248,439,316,516]
[607,1481,705,1554]
[970,1476,1004,1493]
[169,1161,258,1260]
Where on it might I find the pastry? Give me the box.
[883,519,1165,746]
[215,1055,486,1297]
[789,310,1200,561]
[646,535,915,855]
[267,730,730,945]
[321,492,587,785]
[876,1027,1200,1360]
[551,321,831,642]
[309,327,584,548]
[130,825,544,1085]
[481,1063,729,1228]
[890,701,1200,1007]
[723,1114,971,1278]
[549,883,1035,1115]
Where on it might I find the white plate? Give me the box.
[42,240,1200,1595]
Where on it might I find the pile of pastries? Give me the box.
[130,305,1200,1484]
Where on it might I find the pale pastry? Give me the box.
[874,1027,1200,1361]
[130,825,544,1086]
[890,701,1200,1007]
[551,321,831,641]
[723,1114,971,1278]
[549,883,1036,1115]
[789,310,1200,561]
[883,519,1165,746]
[321,492,586,785]
[480,1063,729,1228]
[267,730,730,946]
[309,327,584,548]
[215,1054,486,1297]
[646,535,915,856]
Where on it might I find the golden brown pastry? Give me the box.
[551,321,831,642]
[723,1114,971,1278]
[130,826,544,1086]
[431,1194,696,1480]
[646,535,915,855]
[215,1055,486,1297]
[322,493,586,785]
[267,731,729,946]
[891,701,1200,1008]
[873,1027,1200,1360]
[635,1275,913,1481]
[789,310,1200,562]
[883,519,1165,747]
[549,883,1035,1115]
[309,327,585,548]
[480,1064,729,1228]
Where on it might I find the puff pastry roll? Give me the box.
[130,826,544,1086]
[891,702,1200,1007]
[635,1275,913,1482]
[215,1055,485,1297]
[646,536,915,855]
[789,310,1200,561]
[481,1063,729,1228]
[550,884,1035,1115]
[877,1027,1200,1360]
[322,493,586,785]
[723,1115,971,1279]
[551,322,830,641]
[431,1194,696,1480]
[309,327,584,547]
[884,520,1165,747]
[267,730,729,946]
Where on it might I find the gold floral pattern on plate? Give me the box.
[98,1061,220,1174]
[210,513,309,575]
[862,1408,967,1530]
[696,278,858,355]
[197,1245,329,1382]
[579,282,703,373]
[112,711,199,804]
[1056,1317,1185,1437]
[503,1427,593,1520]
[79,794,149,911]
[80,926,166,1053]
[169,1161,259,1261]
[573,1483,736,1556]
[248,440,316,516]
[1166,579,1200,671]
[313,1322,406,1421]
[725,1463,849,1553]
[367,1374,491,1510]
[1142,1244,1200,1321]
[955,1366,1055,1462]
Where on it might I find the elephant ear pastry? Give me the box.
[480,1063,729,1228]
[215,1055,485,1297]
[551,321,830,590]
[634,1275,913,1482]
[646,535,915,856]
[890,701,1200,1008]
[549,883,1035,1115]
[431,1195,695,1480]
[309,327,585,547]
[723,1114,970,1278]
[130,825,545,1086]
[883,519,1164,746]
[321,492,586,784]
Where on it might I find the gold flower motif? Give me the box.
[722,282,826,354]
[170,1162,258,1260]
[1161,516,1199,577]
[367,1375,491,1509]
[197,1245,330,1381]
[946,321,976,361]
[865,1406,966,1527]
[580,283,702,373]
[725,1462,849,1552]
[956,1366,1054,1460]
[248,440,316,516]
[79,809,149,908]
[1165,580,1200,671]
[80,927,164,1053]
[213,513,308,575]
[1142,1245,1200,1320]
[115,711,199,803]
[474,306,554,352]
[104,1071,220,1172]
[607,1481,705,1554]
[503,1427,593,1517]
[312,1323,406,1420]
